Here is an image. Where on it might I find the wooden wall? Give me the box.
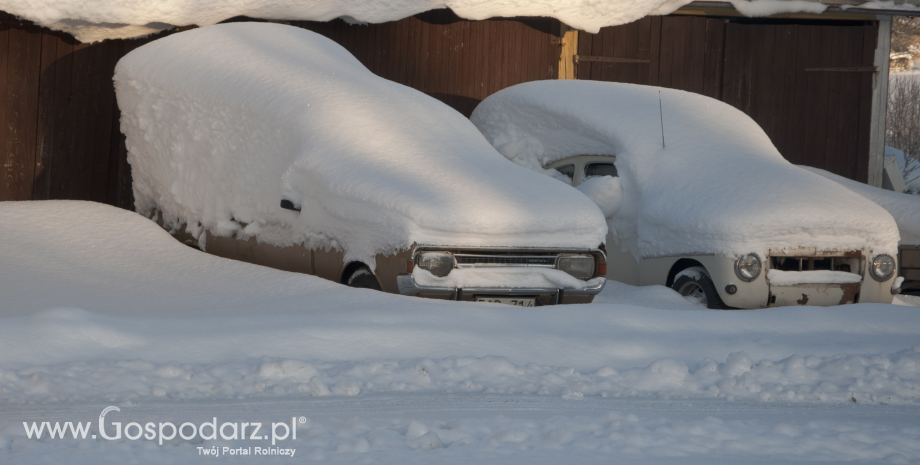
[577,16,879,183]
[1,10,882,208]
[0,10,561,208]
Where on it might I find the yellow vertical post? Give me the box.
[558,25,579,80]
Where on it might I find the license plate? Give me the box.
[474,296,535,307]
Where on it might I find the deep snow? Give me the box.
[1,200,918,464]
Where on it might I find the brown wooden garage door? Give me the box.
[577,17,879,183]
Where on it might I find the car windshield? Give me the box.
[584,163,617,179]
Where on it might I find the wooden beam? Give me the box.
[558,25,578,80]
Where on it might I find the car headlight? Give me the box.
[870,254,896,281]
[734,253,762,282]
[417,252,455,277]
[557,255,595,279]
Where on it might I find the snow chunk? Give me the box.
[730,0,826,17]
[471,80,900,260]
[767,269,863,286]
[115,23,607,269]
[575,176,622,217]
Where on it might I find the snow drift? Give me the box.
[470,80,900,261]
[115,23,606,269]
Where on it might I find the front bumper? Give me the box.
[396,273,606,303]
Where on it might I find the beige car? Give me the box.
[123,23,609,307]
[163,218,607,306]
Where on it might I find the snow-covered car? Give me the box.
[471,80,903,308]
[803,166,920,294]
[113,23,609,306]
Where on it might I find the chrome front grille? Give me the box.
[453,254,556,268]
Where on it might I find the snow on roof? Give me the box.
[115,23,607,268]
[0,0,897,43]
[470,80,900,260]
[802,166,920,246]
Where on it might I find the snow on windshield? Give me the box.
[470,80,900,260]
[0,0,845,43]
[115,23,607,269]
[802,166,920,246]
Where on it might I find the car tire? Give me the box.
[671,266,727,309]
[346,266,382,291]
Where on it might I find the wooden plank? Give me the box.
[2,23,42,201]
[771,24,800,162]
[605,23,623,83]
[808,26,834,171]
[487,19,504,97]
[66,42,92,199]
[720,23,742,109]
[667,17,687,91]
[822,26,847,177]
[32,31,61,200]
[47,35,74,200]
[636,17,652,85]
[749,24,776,140]
[474,19,491,101]
[702,18,725,100]
[624,20,640,84]
[89,41,120,203]
[459,20,476,117]
[648,17,662,86]
[589,27,605,81]
[657,18,676,88]
[685,17,706,94]
[855,23,878,183]
[0,18,9,200]
[835,26,864,180]
[788,25,813,167]
[576,29,594,79]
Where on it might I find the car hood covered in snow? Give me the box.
[470,80,899,260]
[115,23,607,268]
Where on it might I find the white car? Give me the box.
[114,23,608,306]
[471,80,903,308]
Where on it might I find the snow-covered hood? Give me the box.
[803,166,920,246]
[115,23,607,268]
[471,80,900,260]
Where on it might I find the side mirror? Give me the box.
[575,176,622,218]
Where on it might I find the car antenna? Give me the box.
[658,90,666,149]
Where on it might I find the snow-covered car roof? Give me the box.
[802,166,920,246]
[115,23,607,269]
[470,80,900,260]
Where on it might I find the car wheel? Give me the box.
[346,266,382,291]
[671,266,727,309]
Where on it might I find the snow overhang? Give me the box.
[2,0,920,44]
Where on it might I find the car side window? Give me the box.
[584,163,618,179]
[554,164,575,181]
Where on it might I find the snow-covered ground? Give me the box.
[2,200,919,464]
